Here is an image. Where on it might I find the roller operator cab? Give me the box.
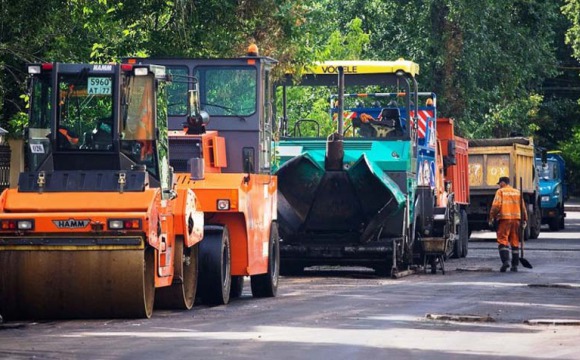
[125,50,279,304]
[0,63,204,320]
[274,61,468,276]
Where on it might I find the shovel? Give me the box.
[519,177,533,269]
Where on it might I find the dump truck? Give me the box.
[125,49,279,303]
[274,61,469,276]
[0,62,204,319]
[467,137,541,239]
[536,151,566,231]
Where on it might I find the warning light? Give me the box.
[247,44,259,57]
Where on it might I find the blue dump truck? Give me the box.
[536,151,567,231]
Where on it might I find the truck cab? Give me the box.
[536,152,566,230]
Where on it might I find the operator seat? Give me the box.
[87,117,113,150]
[377,107,404,136]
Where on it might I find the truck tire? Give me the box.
[251,221,280,298]
[529,201,541,239]
[461,209,469,257]
[198,225,231,306]
[451,209,468,258]
[549,215,561,231]
[230,276,245,299]
[451,233,462,259]
[155,238,199,310]
[560,207,565,230]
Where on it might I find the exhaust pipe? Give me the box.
[325,66,345,171]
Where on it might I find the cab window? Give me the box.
[195,66,256,117]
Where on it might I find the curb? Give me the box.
[525,319,580,326]
[426,313,495,323]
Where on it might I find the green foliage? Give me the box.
[0,0,576,156]
[277,17,371,137]
[6,111,27,139]
[535,98,580,149]
[467,94,543,138]
[563,0,580,60]
[559,126,580,193]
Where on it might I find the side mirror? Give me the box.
[443,140,457,169]
[447,140,457,165]
[185,89,210,135]
[541,150,547,164]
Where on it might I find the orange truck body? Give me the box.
[437,117,470,205]
[170,130,277,276]
[129,54,281,303]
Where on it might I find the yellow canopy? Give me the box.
[304,59,420,77]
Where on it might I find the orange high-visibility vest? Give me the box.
[490,185,528,221]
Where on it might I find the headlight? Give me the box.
[27,65,41,74]
[17,220,34,230]
[217,199,230,211]
[0,219,35,231]
[108,220,124,229]
[108,219,141,230]
[541,196,550,202]
[133,67,149,76]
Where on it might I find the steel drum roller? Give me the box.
[0,248,155,320]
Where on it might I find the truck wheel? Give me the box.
[230,276,245,299]
[560,210,565,230]
[529,202,542,239]
[451,210,467,258]
[451,234,462,259]
[251,221,280,298]
[549,216,560,231]
[461,209,469,257]
[198,225,231,306]
[155,238,198,310]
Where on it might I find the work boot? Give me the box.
[511,250,519,272]
[499,247,510,272]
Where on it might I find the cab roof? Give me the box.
[303,59,419,77]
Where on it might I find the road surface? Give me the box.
[1,214,579,359]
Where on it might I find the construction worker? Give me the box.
[489,176,528,272]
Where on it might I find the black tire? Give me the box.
[530,206,542,239]
[451,236,462,259]
[155,238,199,310]
[524,219,531,241]
[457,209,467,257]
[549,215,560,231]
[230,276,245,299]
[198,225,231,306]
[251,221,280,298]
[560,209,565,230]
